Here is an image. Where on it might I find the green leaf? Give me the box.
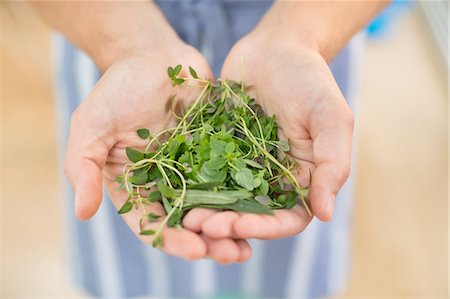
[118,201,133,214]
[167,66,174,78]
[172,78,185,86]
[259,179,269,195]
[244,159,264,169]
[174,189,247,205]
[189,66,199,79]
[277,140,290,152]
[152,234,163,247]
[162,196,172,214]
[204,156,227,170]
[157,181,175,198]
[199,199,274,215]
[147,190,161,202]
[285,192,298,209]
[235,168,255,191]
[115,176,123,184]
[277,194,287,204]
[209,139,227,155]
[225,142,235,154]
[137,128,150,139]
[253,177,261,188]
[146,213,161,222]
[168,208,182,227]
[173,64,182,76]
[187,181,223,190]
[129,170,148,185]
[126,147,145,163]
[255,195,271,206]
[140,229,156,236]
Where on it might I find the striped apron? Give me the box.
[52,1,361,298]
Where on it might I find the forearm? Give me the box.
[254,1,390,61]
[30,1,181,71]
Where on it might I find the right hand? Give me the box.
[64,41,252,263]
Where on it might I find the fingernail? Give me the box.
[326,194,335,218]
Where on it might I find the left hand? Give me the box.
[184,30,354,240]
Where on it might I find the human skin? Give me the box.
[31,1,389,263]
[184,1,390,240]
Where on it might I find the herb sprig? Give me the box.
[116,65,311,247]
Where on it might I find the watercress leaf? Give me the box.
[126,147,145,163]
[173,64,182,76]
[189,66,199,79]
[140,229,156,236]
[137,128,150,139]
[117,201,133,214]
[235,168,255,191]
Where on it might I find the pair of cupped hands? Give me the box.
[64,29,354,264]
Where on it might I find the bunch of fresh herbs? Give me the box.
[115,65,311,247]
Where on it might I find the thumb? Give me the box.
[309,106,354,222]
[64,109,113,220]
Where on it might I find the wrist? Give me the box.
[252,1,387,62]
[89,26,183,72]
[81,2,185,72]
[251,2,329,61]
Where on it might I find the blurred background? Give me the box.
[1,1,448,298]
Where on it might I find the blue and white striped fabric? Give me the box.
[52,1,361,298]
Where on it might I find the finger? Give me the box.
[182,208,218,233]
[158,228,207,261]
[112,197,207,261]
[64,108,114,220]
[201,235,241,264]
[236,239,253,263]
[233,205,312,240]
[309,104,354,221]
[201,211,239,239]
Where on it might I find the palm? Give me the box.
[194,37,353,240]
[67,50,246,260]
